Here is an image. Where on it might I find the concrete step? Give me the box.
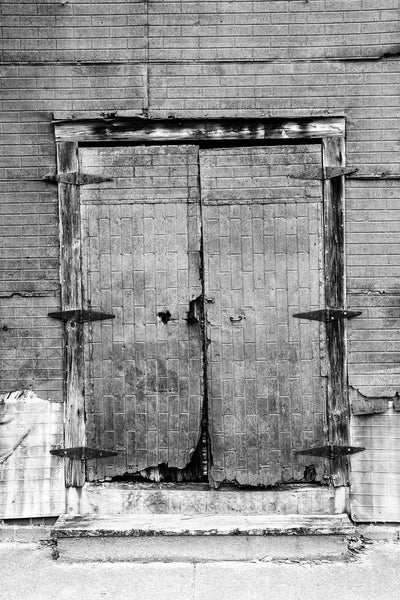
[73,482,347,516]
[52,513,354,562]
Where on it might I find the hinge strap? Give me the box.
[293,309,362,322]
[50,447,118,460]
[296,444,365,460]
[42,172,113,185]
[48,309,115,323]
[289,166,358,180]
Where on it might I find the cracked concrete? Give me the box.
[1,540,400,600]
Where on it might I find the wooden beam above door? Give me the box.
[53,116,345,144]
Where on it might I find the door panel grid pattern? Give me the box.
[80,146,203,481]
[201,146,329,486]
[78,143,330,486]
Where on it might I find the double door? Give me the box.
[79,143,329,486]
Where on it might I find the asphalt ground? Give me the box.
[1,539,399,600]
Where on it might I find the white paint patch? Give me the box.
[351,406,400,522]
[0,390,64,519]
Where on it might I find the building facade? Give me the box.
[1,0,400,523]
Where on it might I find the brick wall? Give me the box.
[147,0,399,61]
[1,0,399,515]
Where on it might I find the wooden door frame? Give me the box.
[54,116,348,488]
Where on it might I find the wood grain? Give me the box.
[57,141,85,487]
[322,137,349,487]
[54,117,345,144]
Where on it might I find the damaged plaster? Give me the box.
[349,386,400,416]
[0,390,64,519]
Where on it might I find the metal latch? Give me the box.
[186,295,202,324]
[293,309,362,322]
[48,309,115,323]
[296,444,365,460]
[50,447,118,460]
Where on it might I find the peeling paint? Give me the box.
[350,406,400,522]
[0,390,64,519]
[349,387,393,416]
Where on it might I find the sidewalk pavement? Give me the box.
[1,539,400,600]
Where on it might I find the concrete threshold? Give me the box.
[52,513,354,562]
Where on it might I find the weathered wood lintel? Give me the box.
[54,116,345,144]
[57,141,86,488]
[322,137,349,488]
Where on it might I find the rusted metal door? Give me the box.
[79,145,204,481]
[200,146,330,486]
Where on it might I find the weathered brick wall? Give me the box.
[148,1,399,61]
[0,0,399,515]
[0,0,147,400]
[2,0,398,399]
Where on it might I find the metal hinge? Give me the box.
[42,172,113,185]
[293,309,362,322]
[296,444,365,460]
[50,447,118,461]
[48,309,115,323]
[289,166,359,180]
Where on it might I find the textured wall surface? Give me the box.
[0,390,64,518]
[1,0,399,518]
[351,406,400,522]
[80,145,203,480]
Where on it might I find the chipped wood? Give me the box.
[322,137,349,487]
[57,141,86,488]
[54,116,345,144]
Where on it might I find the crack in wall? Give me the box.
[0,429,31,465]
